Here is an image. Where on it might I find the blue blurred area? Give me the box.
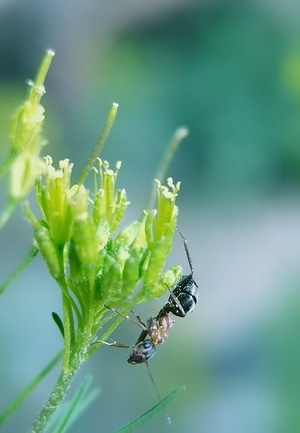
[1,1,300,432]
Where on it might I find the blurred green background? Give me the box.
[1,1,300,432]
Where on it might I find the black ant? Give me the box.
[100,229,198,425]
[102,229,199,364]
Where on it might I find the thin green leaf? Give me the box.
[46,375,100,433]
[113,386,186,433]
[0,246,39,295]
[52,312,65,337]
[0,351,62,425]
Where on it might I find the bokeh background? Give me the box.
[1,0,300,432]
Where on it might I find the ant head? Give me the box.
[127,339,156,364]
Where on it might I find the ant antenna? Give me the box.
[176,227,193,276]
[144,360,172,426]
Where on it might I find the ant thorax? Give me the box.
[126,310,175,365]
[147,311,175,345]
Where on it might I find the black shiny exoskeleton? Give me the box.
[100,229,198,425]
[101,229,198,365]
[157,274,198,318]
[127,228,198,364]
[156,229,198,319]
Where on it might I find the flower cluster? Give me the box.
[24,156,182,368]
[2,49,189,433]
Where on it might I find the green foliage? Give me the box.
[44,375,100,433]
[0,50,54,228]
[113,386,186,433]
[0,50,188,433]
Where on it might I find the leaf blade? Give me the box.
[113,386,186,433]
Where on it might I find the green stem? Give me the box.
[155,127,189,183]
[75,103,119,185]
[0,351,62,425]
[60,287,75,371]
[29,308,128,431]
[29,49,55,107]
[146,126,189,209]
[28,365,78,433]
[0,151,17,182]
[0,199,18,230]
[34,49,55,88]
[86,315,127,360]
[0,246,39,296]
[29,328,96,433]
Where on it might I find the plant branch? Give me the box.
[0,151,17,182]
[0,199,18,230]
[146,126,189,209]
[0,351,62,426]
[28,365,78,433]
[0,246,39,296]
[75,103,119,185]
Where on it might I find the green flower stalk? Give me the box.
[25,155,182,433]
[0,50,54,229]
[9,49,54,200]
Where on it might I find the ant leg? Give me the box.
[104,304,147,331]
[130,310,147,329]
[127,309,150,344]
[99,339,131,349]
[156,277,186,319]
[135,329,148,345]
[168,290,186,317]
[104,304,130,320]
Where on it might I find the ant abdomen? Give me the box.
[158,274,199,318]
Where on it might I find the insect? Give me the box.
[127,229,198,364]
[102,228,198,364]
[101,229,198,425]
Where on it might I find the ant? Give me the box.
[102,228,199,364]
[100,229,198,425]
